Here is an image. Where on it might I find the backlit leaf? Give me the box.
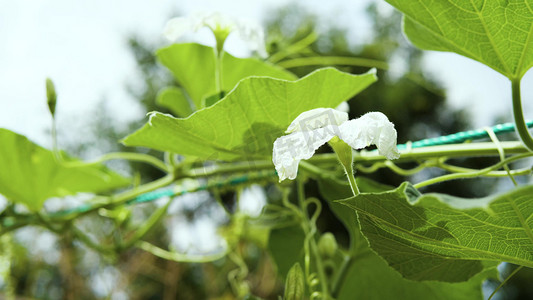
[318,177,496,299]
[157,43,296,109]
[340,182,533,282]
[386,0,533,79]
[0,129,130,211]
[122,68,377,161]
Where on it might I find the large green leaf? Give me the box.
[122,68,377,161]
[0,129,130,211]
[340,182,533,282]
[318,176,393,253]
[336,239,495,300]
[386,0,533,79]
[157,43,296,108]
[318,177,496,299]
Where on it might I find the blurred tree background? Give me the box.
[4,3,528,300]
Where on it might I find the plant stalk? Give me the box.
[297,179,330,299]
[512,78,533,151]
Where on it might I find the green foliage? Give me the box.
[6,1,533,299]
[268,225,306,278]
[0,129,129,211]
[318,177,497,300]
[386,0,533,80]
[156,87,193,118]
[336,243,494,300]
[317,177,394,252]
[341,182,533,282]
[122,68,377,160]
[157,43,296,109]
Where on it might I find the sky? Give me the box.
[0,0,532,149]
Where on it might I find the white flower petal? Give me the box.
[201,12,235,32]
[189,12,212,31]
[339,112,400,159]
[164,17,196,41]
[273,126,339,181]
[272,109,399,182]
[286,108,348,134]
[335,101,350,113]
[164,12,267,57]
[234,20,268,57]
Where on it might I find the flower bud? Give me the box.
[318,232,338,258]
[46,78,57,117]
[284,263,304,300]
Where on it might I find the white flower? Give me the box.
[272,108,400,181]
[164,12,267,57]
[335,101,350,113]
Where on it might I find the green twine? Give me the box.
[397,120,533,150]
[48,171,276,217]
[126,189,176,205]
[48,120,533,216]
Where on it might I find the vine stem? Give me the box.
[62,152,169,172]
[297,179,330,299]
[488,265,524,300]
[309,142,528,165]
[414,152,533,188]
[276,56,443,96]
[213,47,224,104]
[150,140,529,180]
[2,143,531,235]
[484,127,518,186]
[344,163,360,196]
[2,142,530,233]
[136,241,228,263]
[268,32,318,63]
[51,116,61,161]
[53,174,175,220]
[118,197,174,250]
[329,137,360,196]
[438,165,531,177]
[331,255,351,296]
[512,78,533,151]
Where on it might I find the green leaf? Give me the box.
[122,68,377,161]
[340,182,533,282]
[317,177,496,299]
[157,43,297,109]
[0,129,130,211]
[156,87,193,118]
[386,0,533,79]
[268,224,306,278]
[203,91,225,108]
[336,242,495,300]
[318,176,393,253]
